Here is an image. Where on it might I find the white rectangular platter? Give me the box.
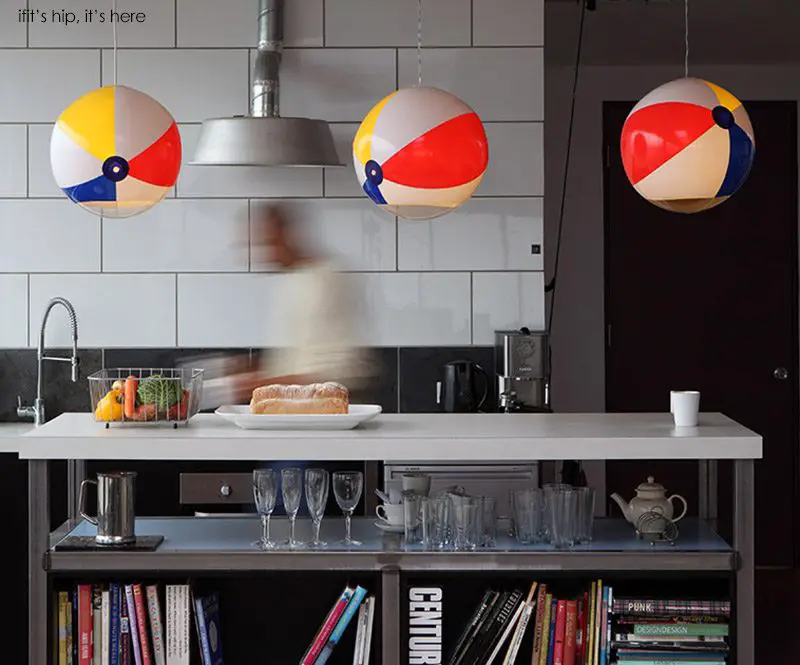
[214,404,382,430]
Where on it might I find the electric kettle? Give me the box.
[437,360,489,412]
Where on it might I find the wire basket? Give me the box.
[88,368,204,428]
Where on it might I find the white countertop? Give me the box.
[17,412,762,461]
[0,422,34,453]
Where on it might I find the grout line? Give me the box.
[174,0,178,48]
[25,0,30,47]
[0,269,544,276]
[470,0,474,46]
[394,215,399,271]
[26,274,30,346]
[99,216,103,271]
[25,125,29,197]
[394,48,399,91]
[322,0,327,47]
[98,47,103,86]
[396,346,401,413]
[0,120,544,128]
[174,273,179,346]
[247,199,252,272]
[469,271,474,344]
[0,44,539,51]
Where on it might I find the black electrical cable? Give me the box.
[545,0,587,336]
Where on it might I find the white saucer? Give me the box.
[374,521,405,534]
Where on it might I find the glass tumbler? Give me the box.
[548,487,576,549]
[477,496,498,548]
[512,488,542,544]
[403,493,424,546]
[542,483,572,543]
[573,487,596,544]
[452,496,480,551]
[430,495,452,550]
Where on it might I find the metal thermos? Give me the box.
[79,471,137,545]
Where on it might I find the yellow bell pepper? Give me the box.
[95,389,124,421]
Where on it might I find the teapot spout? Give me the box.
[610,493,631,520]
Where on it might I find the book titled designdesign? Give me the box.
[146,586,167,665]
[133,584,154,665]
[301,586,355,665]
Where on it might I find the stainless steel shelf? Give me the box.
[46,516,736,573]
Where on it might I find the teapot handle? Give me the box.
[667,494,688,523]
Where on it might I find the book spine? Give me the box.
[165,585,190,665]
[486,600,525,665]
[611,599,731,617]
[124,585,141,665]
[327,586,367,647]
[352,601,368,665]
[302,589,353,665]
[110,584,121,665]
[531,585,547,664]
[133,585,153,665]
[587,583,596,665]
[78,584,92,665]
[58,592,69,665]
[448,590,493,665]
[593,581,603,665]
[563,601,577,665]
[502,601,533,665]
[599,587,608,665]
[581,592,589,665]
[120,590,131,665]
[633,623,729,636]
[193,595,212,665]
[92,586,103,665]
[465,590,507,665]
[146,586,167,665]
[72,589,78,665]
[363,595,376,665]
[553,600,566,665]
[546,599,557,665]
[539,594,552,665]
[605,586,613,665]
[101,591,110,665]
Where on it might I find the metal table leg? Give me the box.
[734,459,754,665]
[29,459,50,665]
[382,568,400,665]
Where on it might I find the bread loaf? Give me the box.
[250,382,349,415]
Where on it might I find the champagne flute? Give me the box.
[305,468,330,548]
[252,468,278,549]
[281,467,304,548]
[333,471,363,546]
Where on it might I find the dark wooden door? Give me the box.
[603,101,799,568]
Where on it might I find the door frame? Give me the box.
[601,100,800,565]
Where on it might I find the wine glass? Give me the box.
[333,471,363,546]
[305,468,330,548]
[281,467,304,549]
[252,468,278,549]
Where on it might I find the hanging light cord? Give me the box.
[545,0,586,334]
[416,0,423,86]
[112,0,118,85]
[684,0,689,77]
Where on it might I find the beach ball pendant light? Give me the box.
[620,77,755,214]
[50,85,182,218]
[353,86,489,220]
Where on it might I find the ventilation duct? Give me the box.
[191,0,342,167]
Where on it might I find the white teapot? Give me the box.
[610,476,687,528]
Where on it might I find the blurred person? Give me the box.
[200,203,375,408]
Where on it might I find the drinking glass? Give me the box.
[252,468,278,549]
[542,483,571,543]
[512,488,542,544]
[281,467,304,549]
[430,495,452,550]
[333,471,363,546]
[452,496,480,551]
[478,496,498,548]
[573,487,596,544]
[548,487,576,549]
[305,468,330,548]
[403,493,424,546]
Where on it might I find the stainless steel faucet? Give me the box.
[17,297,80,426]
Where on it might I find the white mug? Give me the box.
[402,473,432,497]
[670,390,700,427]
[376,503,405,526]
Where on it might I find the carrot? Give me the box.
[123,375,138,419]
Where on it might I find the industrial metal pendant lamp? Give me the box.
[191,0,341,167]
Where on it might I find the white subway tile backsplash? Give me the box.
[398,198,543,272]
[276,49,396,122]
[0,126,27,198]
[27,125,61,198]
[29,0,174,48]
[178,273,275,347]
[325,0,470,47]
[103,199,249,273]
[178,0,323,47]
[472,272,545,344]
[101,49,249,123]
[0,275,28,348]
[473,0,544,46]
[0,201,100,272]
[397,48,543,122]
[177,125,322,198]
[250,199,396,272]
[325,123,363,198]
[479,123,544,197]
[0,14,26,47]
[30,274,176,347]
[359,273,471,346]
[0,50,99,123]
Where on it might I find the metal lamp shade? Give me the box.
[190,116,343,167]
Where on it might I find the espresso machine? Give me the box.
[494,327,551,412]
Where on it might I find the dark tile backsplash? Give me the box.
[399,346,496,413]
